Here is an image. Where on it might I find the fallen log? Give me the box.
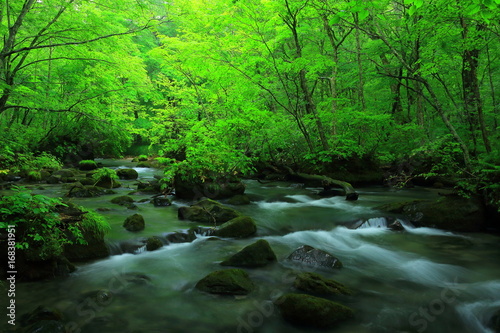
[285,169,359,201]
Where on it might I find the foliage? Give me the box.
[0,187,79,260]
[92,168,119,185]
[79,209,111,237]
[0,187,110,260]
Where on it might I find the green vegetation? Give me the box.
[78,160,98,170]
[0,187,109,260]
[92,168,119,187]
[0,0,499,208]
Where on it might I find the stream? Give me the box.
[4,159,500,333]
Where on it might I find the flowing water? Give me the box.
[3,159,500,333]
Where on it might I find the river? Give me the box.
[4,159,500,333]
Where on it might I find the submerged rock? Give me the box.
[488,308,500,332]
[195,269,254,295]
[287,245,343,270]
[24,320,66,333]
[293,272,352,296]
[178,198,240,225]
[221,239,276,267]
[213,216,257,238]
[20,305,63,326]
[347,217,408,231]
[123,214,145,232]
[275,293,353,329]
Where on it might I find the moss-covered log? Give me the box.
[286,169,359,200]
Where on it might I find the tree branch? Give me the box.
[2,22,155,57]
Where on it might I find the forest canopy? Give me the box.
[1,0,499,205]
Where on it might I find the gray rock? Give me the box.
[287,245,343,270]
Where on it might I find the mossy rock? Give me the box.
[136,161,152,168]
[95,178,121,189]
[80,177,95,186]
[377,195,485,232]
[64,229,110,262]
[195,269,254,295]
[78,160,98,171]
[178,199,241,225]
[146,236,163,251]
[287,245,343,270]
[116,168,139,180]
[46,175,62,184]
[294,272,352,296]
[221,239,276,267]
[213,216,257,238]
[110,195,135,206]
[66,185,105,198]
[152,196,171,207]
[123,214,145,232]
[227,194,251,205]
[275,293,354,329]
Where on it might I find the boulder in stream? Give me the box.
[146,236,163,251]
[110,195,135,206]
[293,272,352,296]
[116,168,139,180]
[66,184,105,197]
[123,214,145,232]
[152,196,171,206]
[377,194,485,232]
[221,239,277,267]
[195,268,255,295]
[213,216,257,238]
[178,198,241,225]
[287,245,343,270]
[275,293,353,329]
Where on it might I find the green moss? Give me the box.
[110,195,134,206]
[78,160,98,171]
[275,293,353,329]
[123,213,145,232]
[195,269,254,295]
[221,239,276,267]
[293,272,352,296]
[214,216,257,238]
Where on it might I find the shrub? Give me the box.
[92,168,118,188]
[0,187,108,260]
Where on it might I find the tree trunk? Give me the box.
[460,19,491,153]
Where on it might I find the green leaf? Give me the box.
[414,0,424,8]
[358,10,369,21]
[467,5,481,16]
[408,5,417,16]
